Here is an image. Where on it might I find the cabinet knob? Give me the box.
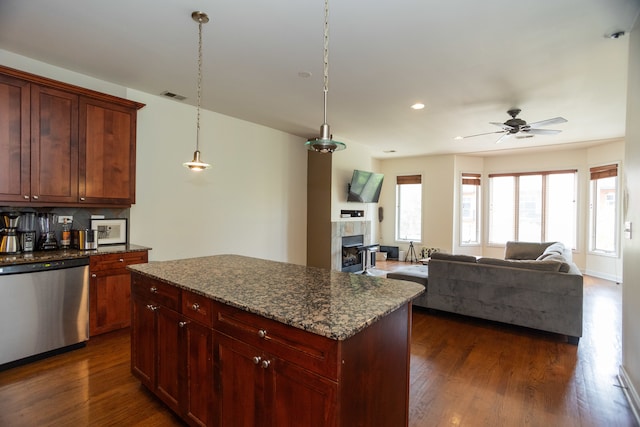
[119,258,124,262]
[191,302,200,311]
[150,286,158,294]
[91,273,97,278]
[80,197,86,201]
[252,356,262,365]
[32,195,39,200]
[178,321,189,328]
[260,360,271,369]
[24,195,29,200]
[257,329,267,338]
[146,304,159,311]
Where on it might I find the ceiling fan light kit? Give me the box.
[460,108,567,144]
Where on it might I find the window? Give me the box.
[460,173,481,245]
[396,175,422,242]
[589,164,618,254]
[488,170,577,248]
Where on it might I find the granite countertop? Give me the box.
[0,244,151,266]
[128,254,424,341]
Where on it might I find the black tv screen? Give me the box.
[347,170,384,203]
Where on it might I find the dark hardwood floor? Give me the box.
[0,270,637,426]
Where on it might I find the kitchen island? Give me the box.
[128,254,424,427]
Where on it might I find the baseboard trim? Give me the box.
[583,269,622,283]
[619,365,640,425]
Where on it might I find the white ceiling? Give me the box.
[1,0,638,158]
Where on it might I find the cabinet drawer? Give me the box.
[213,302,338,379]
[131,274,180,311]
[181,290,213,327]
[91,251,148,273]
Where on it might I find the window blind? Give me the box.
[590,164,618,180]
[462,173,481,186]
[396,175,422,185]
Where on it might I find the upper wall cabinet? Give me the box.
[0,65,144,207]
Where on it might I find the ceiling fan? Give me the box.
[459,109,568,143]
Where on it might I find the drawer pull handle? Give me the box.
[80,197,86,201]
[257,329,267,338]
[146,304,159,311]
[150,286,158,294]
[260,360,271,369]
[178,321,189,328]
[252,356,261,365]
[119,258,124,262]
[191,302,200,311]
[32,195,39,200]
[91,273,97,278]
[24,195,29,200]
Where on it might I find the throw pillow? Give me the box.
[538,253,571,273]
[504,241,555,260]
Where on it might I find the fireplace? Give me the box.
[342,235,364,273]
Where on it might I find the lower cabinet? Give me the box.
[130,272,411,427]
[89,250,148,336]
[131,275,213,427]
[215,332,336,427]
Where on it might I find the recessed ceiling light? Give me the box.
[454,136,463,140]
[411,103,425,110]
[383,150,397,153]
[606,31,625,39]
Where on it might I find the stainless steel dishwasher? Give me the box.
[0,257,90,368]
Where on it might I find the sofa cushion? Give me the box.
[477,257,562,272]
[504,241,555,260]
[430,252,477,263]
[537,253,571,272]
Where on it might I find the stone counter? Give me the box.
[128,254,424,341]
[0,244,151,267]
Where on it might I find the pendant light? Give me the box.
[305,0,346,153]
[183,11,212,171]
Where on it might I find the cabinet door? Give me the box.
[156,306,182,414]
[131,294,157,389]
[184,320,213,427]
[30,85,79,203]
[267,357,337,427]
[79,97,136,205]
[0,74,30,203]
[215,333,265,427]
[89,271,131,336]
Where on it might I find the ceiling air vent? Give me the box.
[161,91,187,101]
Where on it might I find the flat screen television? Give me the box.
[347,170,384,203]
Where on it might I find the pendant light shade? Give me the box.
[183,11,212,171]
[305,0,345,153]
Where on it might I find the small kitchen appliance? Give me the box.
[1,212,21,254]
[38,213,58,250]
[71,229,98,250]
[18,212,37,252]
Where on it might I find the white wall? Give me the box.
[128,90,308,263]
[0,50,309,265]
[379,155,456,256]
[621,15,640,420]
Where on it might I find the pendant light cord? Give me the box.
[323,0,329,125]
[196,18,203,152]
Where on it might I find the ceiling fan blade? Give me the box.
[522,128,562,135]
[495,133,510,144]
[527,117,567,128]
[459,130,507,139]
[490,122,515,130]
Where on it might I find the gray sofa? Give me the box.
[424,242,583,344]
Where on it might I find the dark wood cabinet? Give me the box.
[89,251,148,336]
[130,271,412,427]
[131,275,213,427]
[0,65,144,207]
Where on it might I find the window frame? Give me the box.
[588,163,620,257]
[487,169,577,248]
[459,173,481,246]
[395,174,422,243]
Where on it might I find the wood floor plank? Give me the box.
[0,275,637,426]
